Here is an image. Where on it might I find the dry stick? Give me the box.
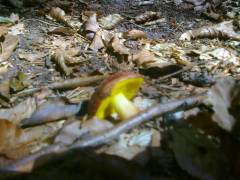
[15,75,107,97]
[71,95,204,148]
[3,95,204,172]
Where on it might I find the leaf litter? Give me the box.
[0,0,240,179]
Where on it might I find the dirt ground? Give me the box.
[0,0,240,179]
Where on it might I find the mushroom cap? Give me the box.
[88,72,144,119]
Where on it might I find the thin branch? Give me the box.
[2,95,204,172]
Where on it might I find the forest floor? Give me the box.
[0,0,239,179]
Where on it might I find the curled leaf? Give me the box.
[180,20,240,41]
[108,35,129,55]
[134,11,160,24]
[123,29,147,40]
[52,51,73,76]
[0,35,19,62]
[89,30,105,51]
[99,14,123,30]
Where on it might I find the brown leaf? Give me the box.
[48,27,76,36]
[82,13,100,33]
[99,14,123,30]
[206,77,240,131]
[108,35,129,55]
[51,51,73,76]
[134,11,160,24]
[89,30,105,51]
[131,49,155,67]
[123,29,147,40]
[0,98,37,124]
[18,51,46,62]
[0,25,8,38]
[0,120,29,160]
[180,20,240,41]
[49,7,67,23]
[0,35,19,62]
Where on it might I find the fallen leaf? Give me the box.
[0,98,37,124]
[105,129,153,161]
[48,27,76,36]
[21,98,82,126]
[0,35,19,62]
[89,30,105,51]
[0,120,29,160]
[108,35,129,55]
[81,13,100,39]
[49,7,67,23]
[134,11,160,24]
[8,23,25,35]
[51,51,73,76]
[180,20,240,41]
[0,80,10,103]
[18,52,46,62]
[123,29,147,40]
[99,14,123,30]
[0,25,8,38]
[206,77,240,131]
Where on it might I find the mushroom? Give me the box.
[88,72,144,120]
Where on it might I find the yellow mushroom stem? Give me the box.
[111,93,139,120]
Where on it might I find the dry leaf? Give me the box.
[206,77,240,131]
[89,30,105,51]
[0,25,8,38]
[21,98,81,126]
[105,129,153,161]
[108,35,129,55]
[131,49,155,67]
[84,13,100,32]
[0,98,37,124]
[49,7,67,24]
[123,29,147,40]
[0,35,19,62]
[18,52,46,62]
[48,27,76,36]
[99,14,123,30]
[52,51,73,76]
[0,120,29,160]
[134,11,160,24]
[180,20,240,41]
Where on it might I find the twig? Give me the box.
[158,65,193,81]
[71,95,204,148]
[1,95,204,172]
[15,75,107,97]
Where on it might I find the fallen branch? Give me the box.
[15,75,107,97]
[2,95,204,173]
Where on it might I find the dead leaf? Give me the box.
[18,52,46,62]
[0,25,8,38]
[21,98,82,126]
[49,7,67,24]
[180,20,240,41]
[89,30,105,51]
[81,13,100,39]
[48,27,76,36]
[206,77,240,131]
[0,35,19,62]
[99,14,123,30]
[0,120,29,160]
[0,80,10,103]
[134,11,160,24]
[105,129,153,161]
[0,98,37,124]
[108,35,129,55]
[123,29,147,40]
[52,51,73,76]
[131,49,155,67]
